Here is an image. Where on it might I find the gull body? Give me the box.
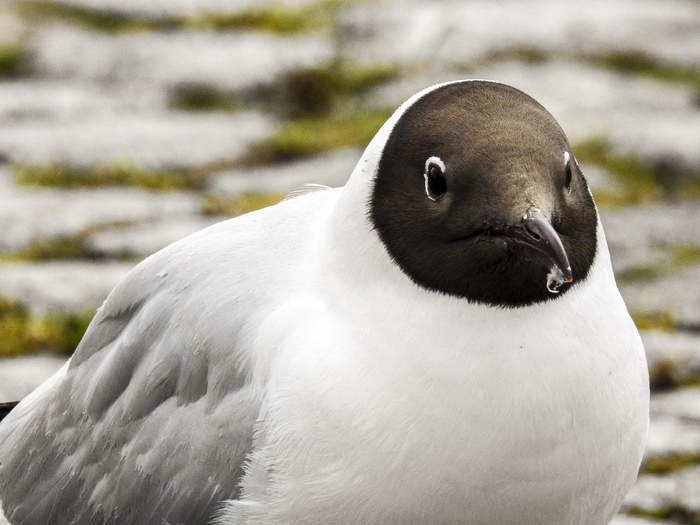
[0,81,648,525]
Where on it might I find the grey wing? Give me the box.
[0,209,302,525]
[283,183,331,201]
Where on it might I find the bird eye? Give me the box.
[564,151,573,193]
[424,156,447,201]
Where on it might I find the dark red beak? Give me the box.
[508,207,573,283]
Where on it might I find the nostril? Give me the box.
[523,221,543,242]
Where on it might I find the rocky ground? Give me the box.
[0,0,699,523]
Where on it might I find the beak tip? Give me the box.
[563,266,573,283]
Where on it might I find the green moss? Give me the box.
[12,161,208,191]
[617,244,700,284]
[648,358,678,391]
[188,1,344,34]
[0,296,93,356]
[0,220,147,262]
[670,244,700,267]
[574,137,664,207]
[0,233,90,262]
[169,83,236,112]
[616,265,665,283]
[574,137,700,206]
[648,357,700,391]
[32,309,94,355]
[165,59,399,160]
[456,45,552,73]
[18,1,159,33]
[0,43,33,78]
[627,507,675,521]
[468,47,700,104]
[583,190,623,210]
[277,61,401,117]
[630,310,677,332]
[585,50,700,100]
[641,451,700,475]
[627,505,700,524]
[481,46,551,65]
[246,108,393,164]
[0,297,32,357]
[202,191,286,216]
[20,0,345,35]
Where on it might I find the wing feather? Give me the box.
[0,190,337,524]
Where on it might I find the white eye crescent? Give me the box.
[564,151,572,193]
[424,156,447,201]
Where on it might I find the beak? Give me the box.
[509,207,573,283]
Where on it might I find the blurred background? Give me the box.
[0,0,698,522]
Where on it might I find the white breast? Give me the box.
[221,222,649,525]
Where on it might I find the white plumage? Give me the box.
[0,81,648,525]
